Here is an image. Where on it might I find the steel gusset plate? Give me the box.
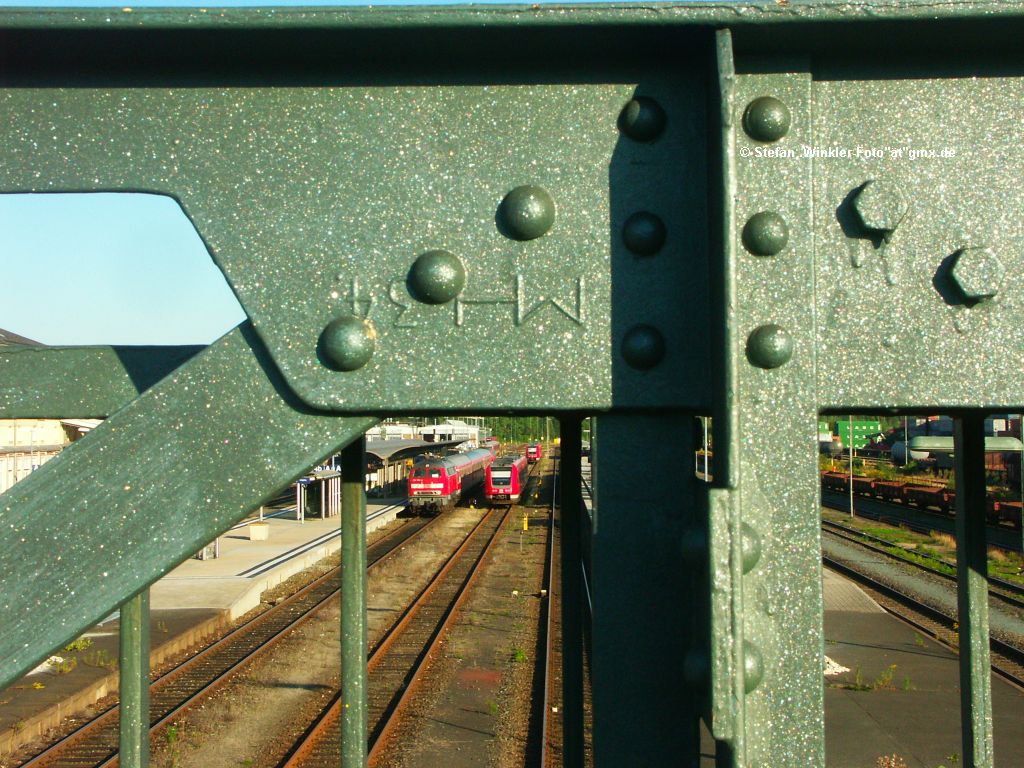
[0,52,709,413]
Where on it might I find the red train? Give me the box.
[485,454,529,505]
[527,443,543,464]
[408,448,495,515]
[820,471,1022,529]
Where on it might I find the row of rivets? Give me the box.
[321,185,557,372]
[619,97,668,369]
[743,93,793,374]
[738,94,788,699]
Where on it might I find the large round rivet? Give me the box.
[740,523,762,574]
[746,324,793,369]
[743,641,765,693]
[408,250,466,305]
[498,185,555,241]
[618,97,667,142]
[743,96,791,143]
[742,211,789,256]
[622,325,665,370]
[623,212,667,256]
[320,315,376,372]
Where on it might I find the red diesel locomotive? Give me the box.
[526,443,543,464]
[486,454,529,505]
[407,448,495,515]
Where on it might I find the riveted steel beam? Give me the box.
[0,324,376,689]
[0,22,715,414]
[710,31,825,765]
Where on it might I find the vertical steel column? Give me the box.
[954,414,994,768]
[119,589,150,768]
[341,437,368,766]
[559,416,584,768]
[591,414,701,765]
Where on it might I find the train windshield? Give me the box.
[412,468,442,478]
[490,469,512,486]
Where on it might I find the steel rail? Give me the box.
[822,556,1024,692]
[821,521,1024,610]
[23,514,435,768]
[279,506,511,767]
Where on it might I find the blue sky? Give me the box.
[1,0,604,344]
[0,194,247,345]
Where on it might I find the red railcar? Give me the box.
[821,471,849,493]
[486,454,529,505]
[526,443,543,464]
[407,448,494,515]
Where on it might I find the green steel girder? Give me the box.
[0,345,204,418]
[3,5,1024,768]
[0,324,376,690]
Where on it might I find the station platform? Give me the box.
[823,567,1024,767]
[0,500,406,758]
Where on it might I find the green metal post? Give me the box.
[591,414,700,765]
[119,589,150,768]
[559,416,584,768]
[341,437,368,766]
[953,414,994,768]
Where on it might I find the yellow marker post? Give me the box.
[523,513,529,531]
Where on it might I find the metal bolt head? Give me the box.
[618,97,667,142]
[741,522,761,574]
[742,211,788,257]
[621,325,666,370]
[951,247,1005,301]
[743,641,764,693]
[852,180,909,237]
[622,212,666,256]
[320,315,377,372]
[743,96,791,143]
[746,324,793,369]
[498,185,555,241]
[408,249,466,304]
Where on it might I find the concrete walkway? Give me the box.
[823,567,1024,768]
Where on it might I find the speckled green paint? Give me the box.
[1,6,1021,767]
[0,324,376,689]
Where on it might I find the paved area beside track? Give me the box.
[0,500,405,757]
[824,567,1024,768]
[697,567,1024,766]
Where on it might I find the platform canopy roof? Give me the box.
[0,328,41,347]
[364,438,463,464]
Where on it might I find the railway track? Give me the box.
[280,506,511,767]
[21,515,436,768]
[540,456,560,768]
[821,489,1022,552]
[821,520,1024,612]
[822,554,1024,691]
